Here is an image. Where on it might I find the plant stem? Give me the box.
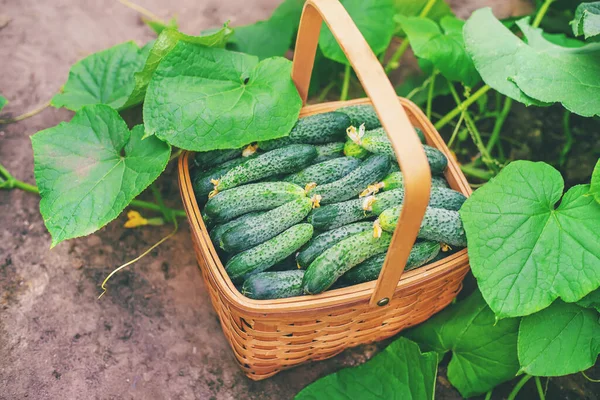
[426,70,437,119]
[434,85,491,130]
[0,100,51,124]
[460,163,494,181]
[486,97,512,153]
[532,0,555,28]
[318,81,336,102]
[581,371,600,383]
[484,390,493,400]
[507,375,533,400]
[340,64,351,101]
[559,110,572,166]
[534,377,545,400]
[118,0,165,23]
[150,184,174,221]
[447,111,465,149]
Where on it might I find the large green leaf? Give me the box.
[143,43,302,151]
[31,105,170,247]
[572,2,600,39]
[228,0,304,59]
[123,25,232,108]
[295,337,437,400]
[464,9,600,117]
[50,42,151,111]
[396,15,479,87]
[460,161,600,318]
[518,300,600,376]
[393,0,453,35]
[406,290,520,398]
[319,0,396,64]
[591,158,600,204]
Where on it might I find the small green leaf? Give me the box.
[518,300,600,376]
[228,0,304,59]
[319,0,396,65]
[460,161,600,318]
[143,43,302,151]
[396,15,479,87]
[577,289,600,312]
[406,290,520,398]
[50,42,151,111]
[123,25,233,108]
[591,158,600,204]
[572,2,600,39]
[0,94,7,112]
[31,105,170,247]
[144,17,178,35]
[464,8,600,116]
[295,337,437,400]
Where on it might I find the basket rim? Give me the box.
[178,97,471,315]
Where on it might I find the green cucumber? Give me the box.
[209,211,264,249]
[359,130,447,174]
[204,182,306,222]
[258,112,350,150]
[307,154,391,204]
[340,241,441,284]
[307,198,374,231]
[314,142,345,163]
[379,206,466,247]
[297,221,373,268]
[337,104,381,130]
[380,171,449,191]
[360,127,426,145]
[368,186,467,215]
[226,224,313,283]
[193,148,241,170]
[215,144,317,191]
[303,230,393,294]
[284,157,360,187]
[241,270,305,300]
[221,197,313,253]
[192,157,250,202]
[344,139,370,159]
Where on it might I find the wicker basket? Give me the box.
[177,0,471,380]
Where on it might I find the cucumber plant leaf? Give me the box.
[0,94,6,112]
[295,337,438,400]
[577,289,600,312]
[405,290,520,398]
[228,0,304,59]
[518,300,600,376]
[31,105,170,247]
[50,41,151,111]
[319,0,396,65]
[460,161,600,319]
[464,9,600,117]
[393,0,453,35]
[123,25,233,108]
[591,158,600,204]
[395,15,480,87]
[143,43,302,151]
[572,2,600,39]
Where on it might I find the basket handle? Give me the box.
[292,0,432,307]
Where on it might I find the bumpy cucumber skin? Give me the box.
[226,224,313,283]
[284,157,360,187]
[209,211,263,249]
[194,148,241,170]
[371,187,467,215]
[307,198,374,231]
[303,230,393,294]
[204,182,306,222]
[314,142,345,163]
[217,144,317,191]
[340,241,440,284]
[379,206,467,247]
[258,112,350,150]
[241,270,305,300]
[297,221,374,268]
[221,197,313,253]
[337,104,381,130]
[344,140,370,159]
[381,171,449,191]
[193,157,249,202]
[308,154,391,204]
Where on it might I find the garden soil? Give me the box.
[2,1,594,400]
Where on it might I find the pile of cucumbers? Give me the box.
[191,104,467,300]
